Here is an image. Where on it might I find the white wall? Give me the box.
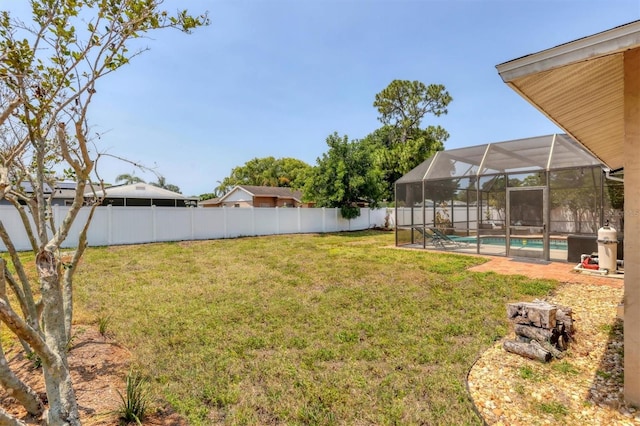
[224,188,252,203]
[0,206,389,251]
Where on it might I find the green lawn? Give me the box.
[74,230,556,425]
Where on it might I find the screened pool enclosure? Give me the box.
[395,134,624,262]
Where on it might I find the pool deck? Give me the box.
[395,245,623,288]
[468,255,623,288]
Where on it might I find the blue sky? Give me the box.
[6,1,640,196]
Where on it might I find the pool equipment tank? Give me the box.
[597,221,618,273]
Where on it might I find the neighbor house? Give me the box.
[200,185,312,208]
[84,182,198,207]
[0,181,77,206]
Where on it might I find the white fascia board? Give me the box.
[497,21,640,82]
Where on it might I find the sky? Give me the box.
[4,0,640,196]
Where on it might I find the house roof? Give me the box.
[18,181,76,193]
[496,20,640,170]
[84,183,192,200]
[198,197,221,206]
[219,185,303,203]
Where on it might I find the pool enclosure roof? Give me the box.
[396,134,603,183]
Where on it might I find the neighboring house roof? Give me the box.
[217,185,304,204]
[55,182,77,191]
[237,185,303,201]
[84,183,191,200]
[17,181,77,195]
[198,197,221,206]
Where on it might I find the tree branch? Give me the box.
[0,298,53,366]
[0,220,39,330]
[0,406,28,426]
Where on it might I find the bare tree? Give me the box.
[0,2,207,425]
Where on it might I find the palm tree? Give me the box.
[150,175,181,194]
[115,173,145,185]
[214,180,229,196]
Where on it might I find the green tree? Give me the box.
[218,156,312,194]
[0,2,207,424]
[366,125,449,199]
[371,80,452,199]
[115,173,146,185]
[550,169,601,233]
[150,175,181,194]
[199,192,216,201]
[374,80,451,142]
[304,132,385,219]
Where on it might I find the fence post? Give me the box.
[297,207,301,233]
[251,207,256,236]
[322,208,326,233]
[151,205,157,242]
[190,206,195,240]
[275,207,280,235]
[107,205,113,245]
[223,206,228,239]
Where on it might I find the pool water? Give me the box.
[451,236,567,250]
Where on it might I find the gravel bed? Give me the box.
[467,283,639,425]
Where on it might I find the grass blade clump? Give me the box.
[117,372,148,425]
[98,315,110,337]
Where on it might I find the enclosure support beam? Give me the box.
[624,46,640,405]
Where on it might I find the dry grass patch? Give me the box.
[72,231,556,425]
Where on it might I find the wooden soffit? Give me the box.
[497,21,640,171]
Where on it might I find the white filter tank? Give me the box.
[597,223,618,273]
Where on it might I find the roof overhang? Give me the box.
[496,20,640,170]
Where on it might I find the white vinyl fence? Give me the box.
[0,206,389,252]
[396,206,482,230]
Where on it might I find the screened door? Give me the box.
[506,187,548,259]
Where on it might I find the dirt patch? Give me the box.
[0,326,187,425]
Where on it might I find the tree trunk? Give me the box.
[514,324,559,344]
[556,306,575,335]
[37,251,80,426]
[62,259,73,345]
[503,339,552,362]
[507,302,557,328]
[41,358,80,426]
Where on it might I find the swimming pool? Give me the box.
[451,236,568,250]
